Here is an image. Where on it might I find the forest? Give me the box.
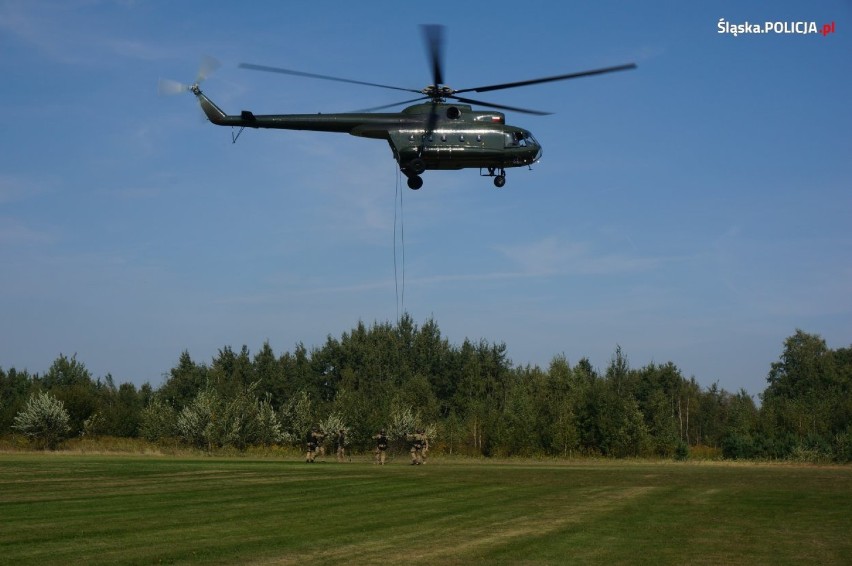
[2,317,850,462]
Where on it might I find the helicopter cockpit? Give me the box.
[505,130,538,148]
[505,129,543,162]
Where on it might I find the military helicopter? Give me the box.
[161,25,635,189]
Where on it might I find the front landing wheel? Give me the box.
[407,175,423,190]
[493,175,506,188]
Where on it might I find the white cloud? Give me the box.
[0,217,54,246]
[0,174,50,204]
[0,0,172,66]
[497,236,665,276]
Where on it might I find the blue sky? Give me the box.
[1,1,850,398]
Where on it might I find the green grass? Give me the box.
[0,454,850,565]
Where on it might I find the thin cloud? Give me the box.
[0,217,54,246]
[0,0,172,66]
[497,236,665,276]
[0,1,92,64]
[0,174,50,204]
[212,268,539,307]
[99,185,161,199]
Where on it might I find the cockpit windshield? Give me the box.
[505,130,539,148]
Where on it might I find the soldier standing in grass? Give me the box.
[408,429,424,465]
[314,428,326,461]
[306,428,318,463]
[373,429,388,465]
[336,429,347,462]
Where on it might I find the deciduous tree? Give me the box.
[13,391,71,450]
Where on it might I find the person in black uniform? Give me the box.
[374,429,389,465]
[306,428,318,463]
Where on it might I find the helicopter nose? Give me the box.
[534,146,542,162]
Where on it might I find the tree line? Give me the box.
[2,316,850,462]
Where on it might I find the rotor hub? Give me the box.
[421,85,455,100]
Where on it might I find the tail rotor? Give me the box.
[158,56,221,96]
[195,55,221,84]
[157,77,192,96]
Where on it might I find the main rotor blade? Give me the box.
[421,24,445,87]
[353,96,430,113]
[454,63,637,94]
[239,63,420,94]
[450,95,552,116]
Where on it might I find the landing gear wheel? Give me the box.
[408,158,426,175]
[407,175,423,190]
[494,175,506,188]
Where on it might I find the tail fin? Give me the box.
[192,86,230,125]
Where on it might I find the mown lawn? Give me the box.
[0,454,850,564]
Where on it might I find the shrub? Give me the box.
[139,399,179,442]
[674,440,689,461]
[833,428,852,464]
[721,432,757,460]
[12,391,71,450]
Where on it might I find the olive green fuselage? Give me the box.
[195,90,542,172]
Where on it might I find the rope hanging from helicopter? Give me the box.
[393,166,406,323]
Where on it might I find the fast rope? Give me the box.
[393,167,406,322]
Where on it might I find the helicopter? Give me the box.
[161,25,635,189]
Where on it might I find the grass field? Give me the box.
[1,453,850,565]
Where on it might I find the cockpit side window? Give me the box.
[505,130,534,148]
